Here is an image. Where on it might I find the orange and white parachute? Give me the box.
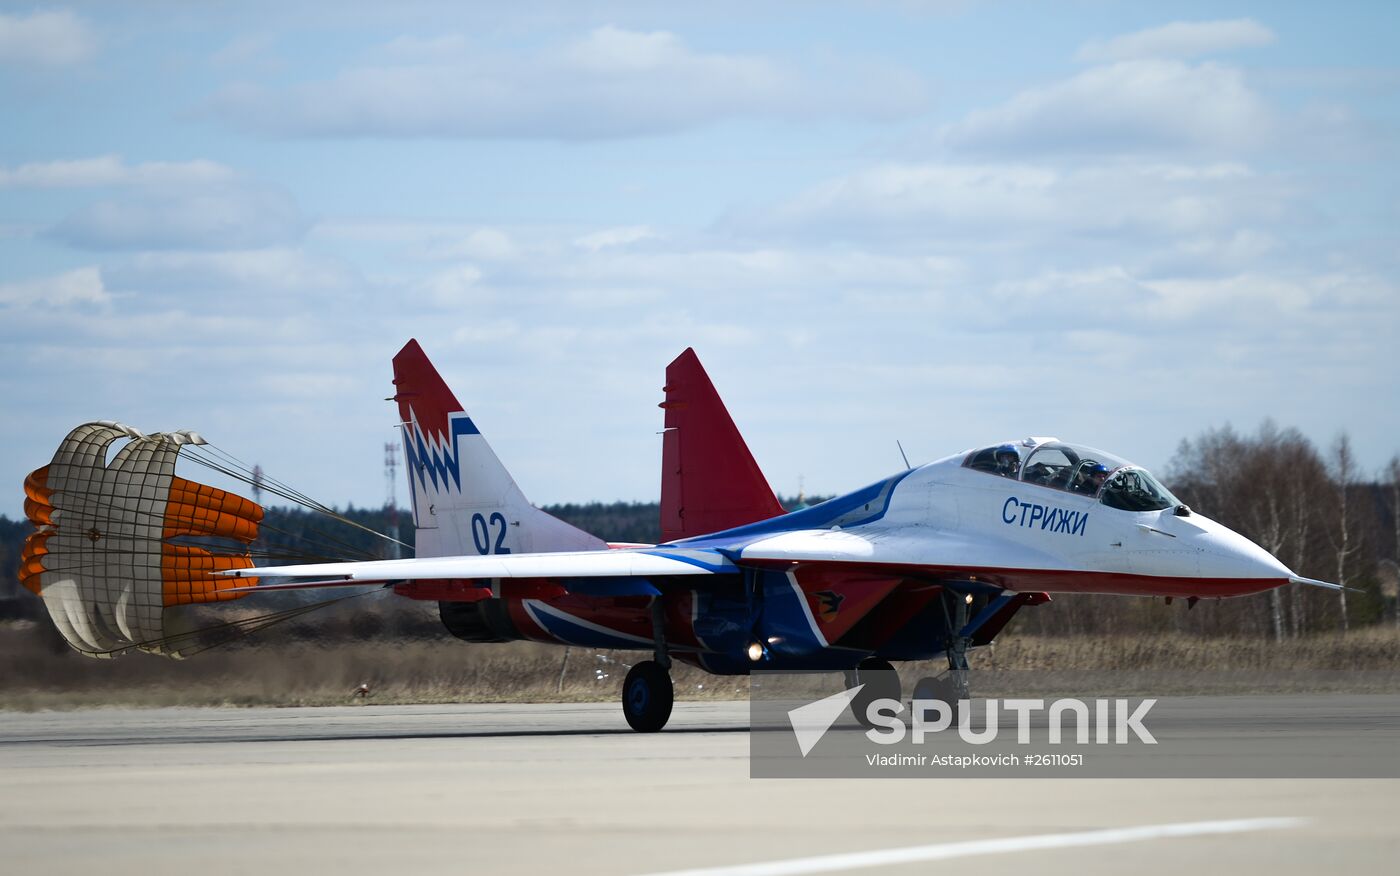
[20,422,264,657]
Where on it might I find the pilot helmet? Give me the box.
[995,443,1018,462]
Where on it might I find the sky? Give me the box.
[2,1,1398,518]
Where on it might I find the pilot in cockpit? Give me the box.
[994,444,1021,479]
[1072,462,1110,495]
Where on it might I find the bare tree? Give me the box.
[1391,457,1400,564]
[1168,422,1332,637]
[1327,435,1360,633]
[1387,456,1400,627]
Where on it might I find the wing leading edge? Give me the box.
[219,547,736,590]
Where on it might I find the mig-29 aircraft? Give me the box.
[21,341,1341,732]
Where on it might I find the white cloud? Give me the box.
[0,9,95,66]
[208,26,926,139]
[941,59,1273,155]
[310,219,532,263]
[756,163,1059,230]
[252,370,359,400]
[0,267,108,309]
[210,33,281,72]
[959,265,1398,334]
[560,26,719,74]
[50,183,307,251]
[574,225,659,252]
[0,155,236,188]
[451,318,521,346]
[421,264,485,307]
[102,249,356,296]
[1143,272,1309,321]
[1078,19,1276,62]
[990,265,1154,311]
[1148,229,1278,275]
[740,159,1285,243]
[422,228,518,261]
[377,34,469,62]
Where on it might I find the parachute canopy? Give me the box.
[20,422,264,657]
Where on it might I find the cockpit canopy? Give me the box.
[963,439,1181,512]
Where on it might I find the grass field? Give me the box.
[3,619,1398,710]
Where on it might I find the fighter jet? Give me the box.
[215,341,1338,732]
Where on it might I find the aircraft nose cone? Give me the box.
[1191,516,1292,580]
[1229,534,1293,579]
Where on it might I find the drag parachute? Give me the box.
[20,422,264,657]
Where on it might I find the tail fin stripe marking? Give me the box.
[405,411,479,493]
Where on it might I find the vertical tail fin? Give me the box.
[391,340,605,558]
[659,349,786,542]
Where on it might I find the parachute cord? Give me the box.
[165,440,413,555]
[61,586,391,658]
[194,443,325,507]
[251,519,388,563]
[170,587,390,658]
[183,445,413,553]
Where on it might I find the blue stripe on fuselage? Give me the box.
[638,549,736,573]
[667,469,915,550]
[524,603,653,649]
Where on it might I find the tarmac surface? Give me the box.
[0,702,1396,875]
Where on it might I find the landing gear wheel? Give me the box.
[911,675,959,729]
[850,658,901,730]
[622,660,674,732]
[912,674,960,701]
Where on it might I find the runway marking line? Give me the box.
[637,816,1308,876]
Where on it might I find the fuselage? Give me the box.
[409,437,1294,674]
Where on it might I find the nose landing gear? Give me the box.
[847,657,902,729]
[912,586,975,719]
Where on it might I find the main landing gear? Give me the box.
[622,598,674,733]
[622,661,673,732]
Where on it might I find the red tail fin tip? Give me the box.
[391,339,464,440]
[659,349,786,542]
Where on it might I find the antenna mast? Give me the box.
[384,441,401,559]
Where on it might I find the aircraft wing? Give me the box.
[732,524,1071,572]
[220,547,736,590]
[225,525,1065,593]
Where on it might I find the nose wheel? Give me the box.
[848,657,901,730]
[622,660,674,732]
[912,673,964,715]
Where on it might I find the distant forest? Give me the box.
[4,421,1399,639]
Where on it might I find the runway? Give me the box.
[0,702,1395,875]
